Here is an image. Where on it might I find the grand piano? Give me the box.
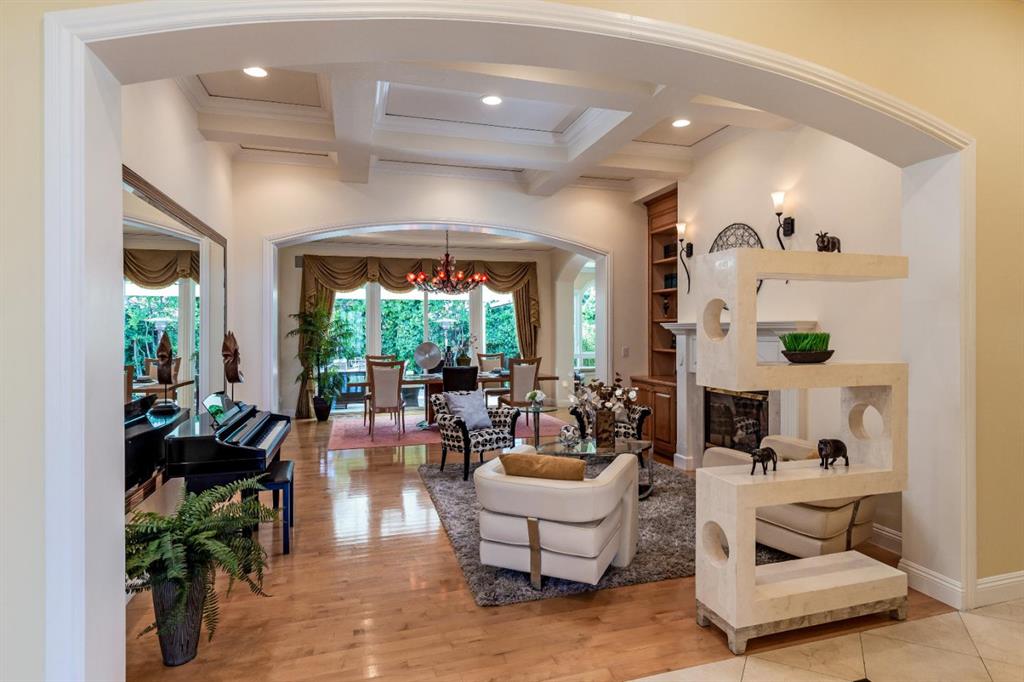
[165,393,291,493]
[125,394,190,502]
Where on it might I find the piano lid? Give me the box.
[166,402,256,440]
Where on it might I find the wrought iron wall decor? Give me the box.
[709,223,765,293]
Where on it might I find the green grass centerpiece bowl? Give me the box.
[780,332,834,364]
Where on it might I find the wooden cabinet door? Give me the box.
[633,384,653,440]
[652,389,675,455]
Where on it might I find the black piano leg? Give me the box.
[272,489,279,509]
[282,484,291,555]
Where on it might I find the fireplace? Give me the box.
[704,388,770,453]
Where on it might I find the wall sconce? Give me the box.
[677,222,693,294]
[771,191,795,250]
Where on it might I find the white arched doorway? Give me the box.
[42,2,975,678]
[262,221,613,414]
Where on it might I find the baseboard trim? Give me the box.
[898,558,964,609]
[870,523,903,554]
[674,452,695,470]
[975,570,1024,607]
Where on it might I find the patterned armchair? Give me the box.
[430,392,521,481]
[569,403,652,441]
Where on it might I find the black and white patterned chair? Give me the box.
[430,392,521,481]
[569,403,652,441]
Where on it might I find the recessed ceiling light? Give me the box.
[243,67,268,78]
[481,95,503,106]
[672,118,691,128]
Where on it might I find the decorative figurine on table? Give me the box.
[150,332,180,416]
[815,232,842,253]
[559,424,581,448]
[749,447,777,475]
[221,331,244,401]
[817,438,849,469]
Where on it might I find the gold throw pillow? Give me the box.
[499,453,585,481]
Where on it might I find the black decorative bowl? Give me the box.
[782,349,834,364]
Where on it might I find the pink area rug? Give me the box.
[327,412,569,451]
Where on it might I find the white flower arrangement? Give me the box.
[525,389,546,404]
[571,373,637,421]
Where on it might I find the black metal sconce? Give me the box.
[771,191,795,250]
[677,223,693,294]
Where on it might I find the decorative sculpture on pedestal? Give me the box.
[221,331,244,400]
[150,332,179,415]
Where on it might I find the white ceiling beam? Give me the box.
[525,88,685,196]
[329,76,378,183]
[197,111,335,151]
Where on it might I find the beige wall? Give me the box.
[564,0,1024,579]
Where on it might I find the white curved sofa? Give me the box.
[474,453,638,587]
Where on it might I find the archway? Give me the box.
[42,2,976,678]
[262,221,612,413]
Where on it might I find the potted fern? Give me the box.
[287,297,350,421]
[779,332,834,364]
[125,478,276,666]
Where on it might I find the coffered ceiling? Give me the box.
[177,61,794,195]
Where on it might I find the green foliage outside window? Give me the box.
[381,298,425,368]
[125,295,178,375]
[485,299,519,359]
[427,298,470,352]
[334,297,367,361]
[579,285,597,367]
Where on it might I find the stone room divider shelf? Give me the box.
[692,249,909,654]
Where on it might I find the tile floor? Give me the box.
[634,599,1024,682]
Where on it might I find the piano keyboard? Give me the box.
[258,420,289,449]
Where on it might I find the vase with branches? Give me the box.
[125,477,276,666]
[287,296,351,420]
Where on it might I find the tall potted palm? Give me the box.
[287,297,349,421]
[125,477,276,666]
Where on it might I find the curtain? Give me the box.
[123,248,199,288]
[294,254,541,415]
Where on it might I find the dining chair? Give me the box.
[367,359,406,440]
[143,356,182,399]
[124,364,135,404]
[498,357,541,425]
[477,352,508,404]
[442,366,478,392]
[363,354,397,426]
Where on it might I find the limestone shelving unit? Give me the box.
[693,249,909,654]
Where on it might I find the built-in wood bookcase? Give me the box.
[645,190,679,377]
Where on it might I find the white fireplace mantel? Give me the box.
[662,320,817,470]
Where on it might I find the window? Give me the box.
[380,287,425,369]
[574,264,596,370]
[483,287,518,358]
[334,287,367,365]
[124,279,180,376]
[427,291,470,352]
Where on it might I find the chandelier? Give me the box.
[405,230,488,294]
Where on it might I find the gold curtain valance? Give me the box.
[123,248,199,288]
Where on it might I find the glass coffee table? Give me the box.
[536,437,654,499]
[520,405,559,446]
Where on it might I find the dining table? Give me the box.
[348,370,557,423]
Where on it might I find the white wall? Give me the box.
[230,163,648,409]
[679,126,903,531]
[276,240,563,413]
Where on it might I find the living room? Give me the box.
[2,2,1021,682]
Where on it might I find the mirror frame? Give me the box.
[121,164,228,332]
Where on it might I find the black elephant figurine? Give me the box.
[816,232,841,253]
[817,438,849,469]
[749,447,778,475]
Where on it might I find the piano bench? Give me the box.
[263,459,295,554]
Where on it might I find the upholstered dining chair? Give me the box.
[124,364,135,403]
[477,352,508,404]
[363,354,397,426]
[367,359,405,441]
[498,357,541,425]
[442,366,478,392]
[430,391,520,480]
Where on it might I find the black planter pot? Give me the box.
[782,349,835,364]
[152,575,206,667]
[312,395,332,421]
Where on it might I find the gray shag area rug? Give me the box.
[418,457,792,606]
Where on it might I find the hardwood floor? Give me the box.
[125,413,952,681]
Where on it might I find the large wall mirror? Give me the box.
[122,166,227,415]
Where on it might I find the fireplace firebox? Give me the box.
[704,388,770,453]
